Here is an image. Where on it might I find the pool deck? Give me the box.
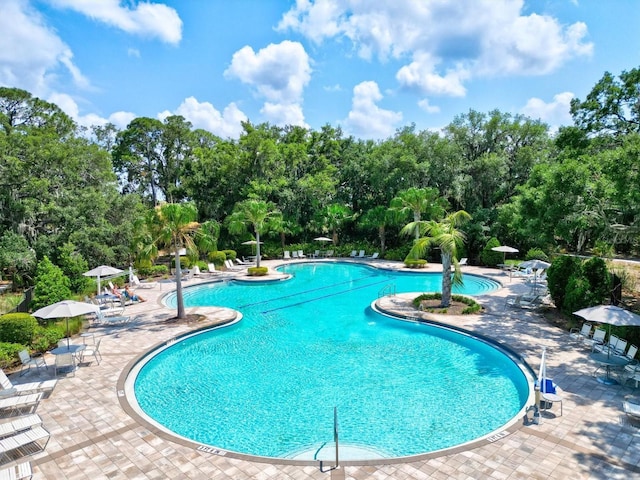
[6,259,640,479]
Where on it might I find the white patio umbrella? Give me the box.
[241,240,263,245]
[491,245,519,264]
[32,300,100,348]
[519,259,551,292]
[313,237,333,242]
[574,305,640,358]
[83,265,124,295]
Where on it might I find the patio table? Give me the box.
[50,344,86,357]
[590,352,629,385]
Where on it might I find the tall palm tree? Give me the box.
[226,199,281,268]
[137,203,199,319]
[404,210,471,307]
[359,205,396,255]
[321,203,355,245]
[390,187,448,241]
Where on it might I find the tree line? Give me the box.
[1,65,639,289]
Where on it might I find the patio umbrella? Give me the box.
[519,259,551,293]
[574,305,640,358]
[313,237,333,242]
[491,245,519,264]
[83,265,124,295]
[32,300,100,348]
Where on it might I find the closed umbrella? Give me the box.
[83,265,124,295]
[32,300,100,348]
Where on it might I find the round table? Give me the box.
[589,352,629,385]
[50,344,86,356]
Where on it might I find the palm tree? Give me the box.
[137,203,199,319]
[390,187,448,241]
[359,206,395,255]
[226,199,281,268]
[404,210,471,307]
[321,203,355,245]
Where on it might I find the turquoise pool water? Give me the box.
[134,262,528,460]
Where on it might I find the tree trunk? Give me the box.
[256,230,262,268]
[441,253,453,307]
[379,226,386,254]
[174,247,185,319]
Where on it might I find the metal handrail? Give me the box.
[378,283,396,298]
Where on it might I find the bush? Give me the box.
[404,259,427,268]
[31,325,65,354]
[135,259,154,277]
[0,313,38,345]
[0,342,28,369]
[525,248,549,262]
[412,293,481,314]
[546,255,581,311]
[480,237,504,267]
[381,245,411,261]
[248,266,268,276]
[221,250,237,261]
[208,251,227,266]
[151,265,169,276]
[582,257,611,303]
[31,256,72,310]
[171,256,192,269]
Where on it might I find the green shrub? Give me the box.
[30,256,72,310]
[208,251,227,266]
[582,257,611,303]
[135,259,154,277]
[378,245,410,261]
[221,250,237,261]
[0,342,28,369]
[562,275,592,314]
[404,259,427,268]
[151,265,169,276]
[525,248,549,262]
[171,256,192,269]
[195,260,208,271]
[248,266,268,276]
[31,325,65,354]
[480,237,503,266]
[411,293,481,314]
[547,255,581,311]
[0,313,38,345]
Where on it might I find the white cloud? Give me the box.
[521,91,574,130]
[45,0,182,44]
[279,0,592,97]
[418,98,440,114]
[162,96,248,139]
[0,0,87,95]
[261,102,308,128]
[343,81,402,139]
[225,41,312,103]
[48,92,134,129]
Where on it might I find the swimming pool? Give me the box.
[130,262,530,461]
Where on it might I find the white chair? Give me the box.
[593,334,620,354]
[292,251,299,259]
[283,251,291,260]
[357,250,365,258]
[458,257,468,266]
[0,461,32,480]
[349,250,357,258]
[206,263,223,275]
[0,414,42,438]
[54,353,76,377]
[583,328,606,349]
[0,420,49,459]
[623,397,640,423]
[0,370,57,398]
[539,379,562,416]
[131,274,158,289]
[569,323,592,342]
[0,393,43,417]
[297,250,306,258]
[367,252,379,259]
[18,351,46,377]
[81,339,102,365]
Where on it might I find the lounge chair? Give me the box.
[583,328,606,350]
[235,258,250,266]
[504,295,542,309]
[324,250,333,258]
[539,378,563,416]
[312,250,320,258]
[0,370,57,398]
[0,418,49,459]
[0,414,42,438]
[205,263,223,275]
[130,274,158,289]
[569,323,592,342]
[224,259,242,271]
[367,252,379,259]
[357,250,365,258]
[0,393,43,417]
[349,250,357,258]
[283,251,291,260]
[54,353,76,377]
[298,250,306,258]
[17,351,46,377]
[94,309,130,325]
[292,251,299,259]
[458,257,468,266]
[0,461,32,480]
[80,339,102,365]
[623,397,640,422]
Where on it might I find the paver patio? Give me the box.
[4,260,640,479]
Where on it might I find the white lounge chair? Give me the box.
[225,259,242,271]
[0,370,57,398]
[569,323,592,342]
[131,274,158,288]
[504,295,542,309]
[367,252,379,259]
[357,250,365,258]
[17,351,46,377]
[297,250,306,258]
[235,258,250,266]
[94,309,130,325]
[0,414,42,438]
[312,250,320,258]
[349,250,357,258]
[0,461,32,480]
[0,393,43,417]
[292,251,299,259]
[0,420,49,458]
[458,257,468,266]
[206,263,223,275]
[623,397,640,422]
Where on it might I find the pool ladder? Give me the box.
[378,283,396,298]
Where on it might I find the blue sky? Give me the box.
[1,0,638,140]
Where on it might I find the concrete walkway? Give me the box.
[5,260,640,479]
